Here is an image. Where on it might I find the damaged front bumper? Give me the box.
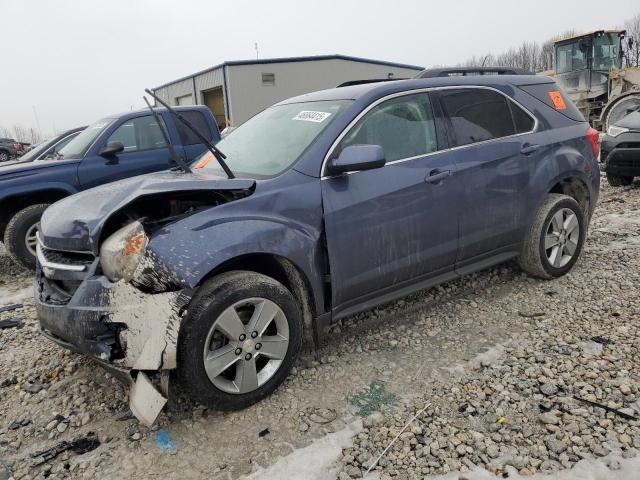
[35,253,192,425]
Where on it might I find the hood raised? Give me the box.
[40,171,255,253]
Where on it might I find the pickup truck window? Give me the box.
[176,111,211,146]
[59,118,114,159]
[199,100,350,178]
[107,115,167,153]
[337,92,438,162]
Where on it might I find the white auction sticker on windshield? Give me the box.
[292,111,332,123]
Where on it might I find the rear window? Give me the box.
[518,83,585,122]
[176,111,212,146]
[439,88,534,147]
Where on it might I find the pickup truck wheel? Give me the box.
[0,150,9,162]
[606,173,633,187]
[518,194,585,279]
[4,204,50,270]
[177,271,302,410]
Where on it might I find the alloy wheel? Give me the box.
[25,223,40,257]
[203,297,289,394]
[544,208,579,268]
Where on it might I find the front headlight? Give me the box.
[100,221,148,282]
[607,125,629,137]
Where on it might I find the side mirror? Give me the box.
[99,141,124,157]
[327,144,386,176]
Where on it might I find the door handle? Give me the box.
[425,169,451,184]
[521,143,540,155]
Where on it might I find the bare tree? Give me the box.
[625,13,640,67]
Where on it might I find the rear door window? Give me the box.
[107,115,167,153]
[439,88,535,146]
[176,111,211,145]
[439,89,515,146]
[337,92,438,162]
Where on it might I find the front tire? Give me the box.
[177,271,302,410]
[518,194,586,279]
[4,204,50,270]
[0,150,9,162]
[606,173,633,187]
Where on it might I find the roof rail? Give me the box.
[337,78,405,87]
[415,67,534,78]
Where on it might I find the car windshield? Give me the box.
[58,118,114,159]
[196,100,351,178]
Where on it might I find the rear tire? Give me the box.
[518,194,586,279]
[4,204,50,270]
[606,173,633,187]
[0,150,9,162]
[177,271,302,411]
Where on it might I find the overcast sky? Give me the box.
[1,0,638,135]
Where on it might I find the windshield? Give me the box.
[556,41,587,73]
[593,33,622,71]
[58,118,113,159]
[196,100,351,178]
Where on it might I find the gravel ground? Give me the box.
[0,175,638,480]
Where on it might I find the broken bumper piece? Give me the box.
[35,260,191,425]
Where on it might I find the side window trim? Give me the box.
[321,86,538,177]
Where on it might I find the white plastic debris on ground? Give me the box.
[244,421,362,480]
[424,455,640,480]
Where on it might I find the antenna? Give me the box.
[255,42,259,59]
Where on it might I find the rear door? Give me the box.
[322,91,462,311]
[436,87,542,265]
[77,114,173,189]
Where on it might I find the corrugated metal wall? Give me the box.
[154,78,193,105]
[226,59,422,124]
[194,68,224,103]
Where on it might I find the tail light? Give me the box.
[586,127,600,158]
[13,142,21,150]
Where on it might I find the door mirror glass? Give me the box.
[99,141,124,157]
[327,144,385,175]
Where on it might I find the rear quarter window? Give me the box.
[176,111,212,145]
[518,83,585,122]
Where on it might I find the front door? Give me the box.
[78,114,174,189]
[321,91,462,310]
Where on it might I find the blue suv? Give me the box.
[35,73,600,424]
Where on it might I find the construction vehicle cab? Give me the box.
[552,30,640,130]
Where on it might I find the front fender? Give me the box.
[143,217,325,313]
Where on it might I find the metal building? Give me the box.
[152,54,424,128]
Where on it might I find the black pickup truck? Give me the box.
[0,106,219,268]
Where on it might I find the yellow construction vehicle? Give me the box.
[541,30,640,131]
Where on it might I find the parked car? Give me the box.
[601,109,640,186]
[35,74,599,425]
[0,138,25,162]
[2,127,85,166]
[0,106,219,269]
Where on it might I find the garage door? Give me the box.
[176,94,194,106]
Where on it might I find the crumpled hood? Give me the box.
[40,171,255,253]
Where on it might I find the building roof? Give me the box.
[153,54,425,90]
